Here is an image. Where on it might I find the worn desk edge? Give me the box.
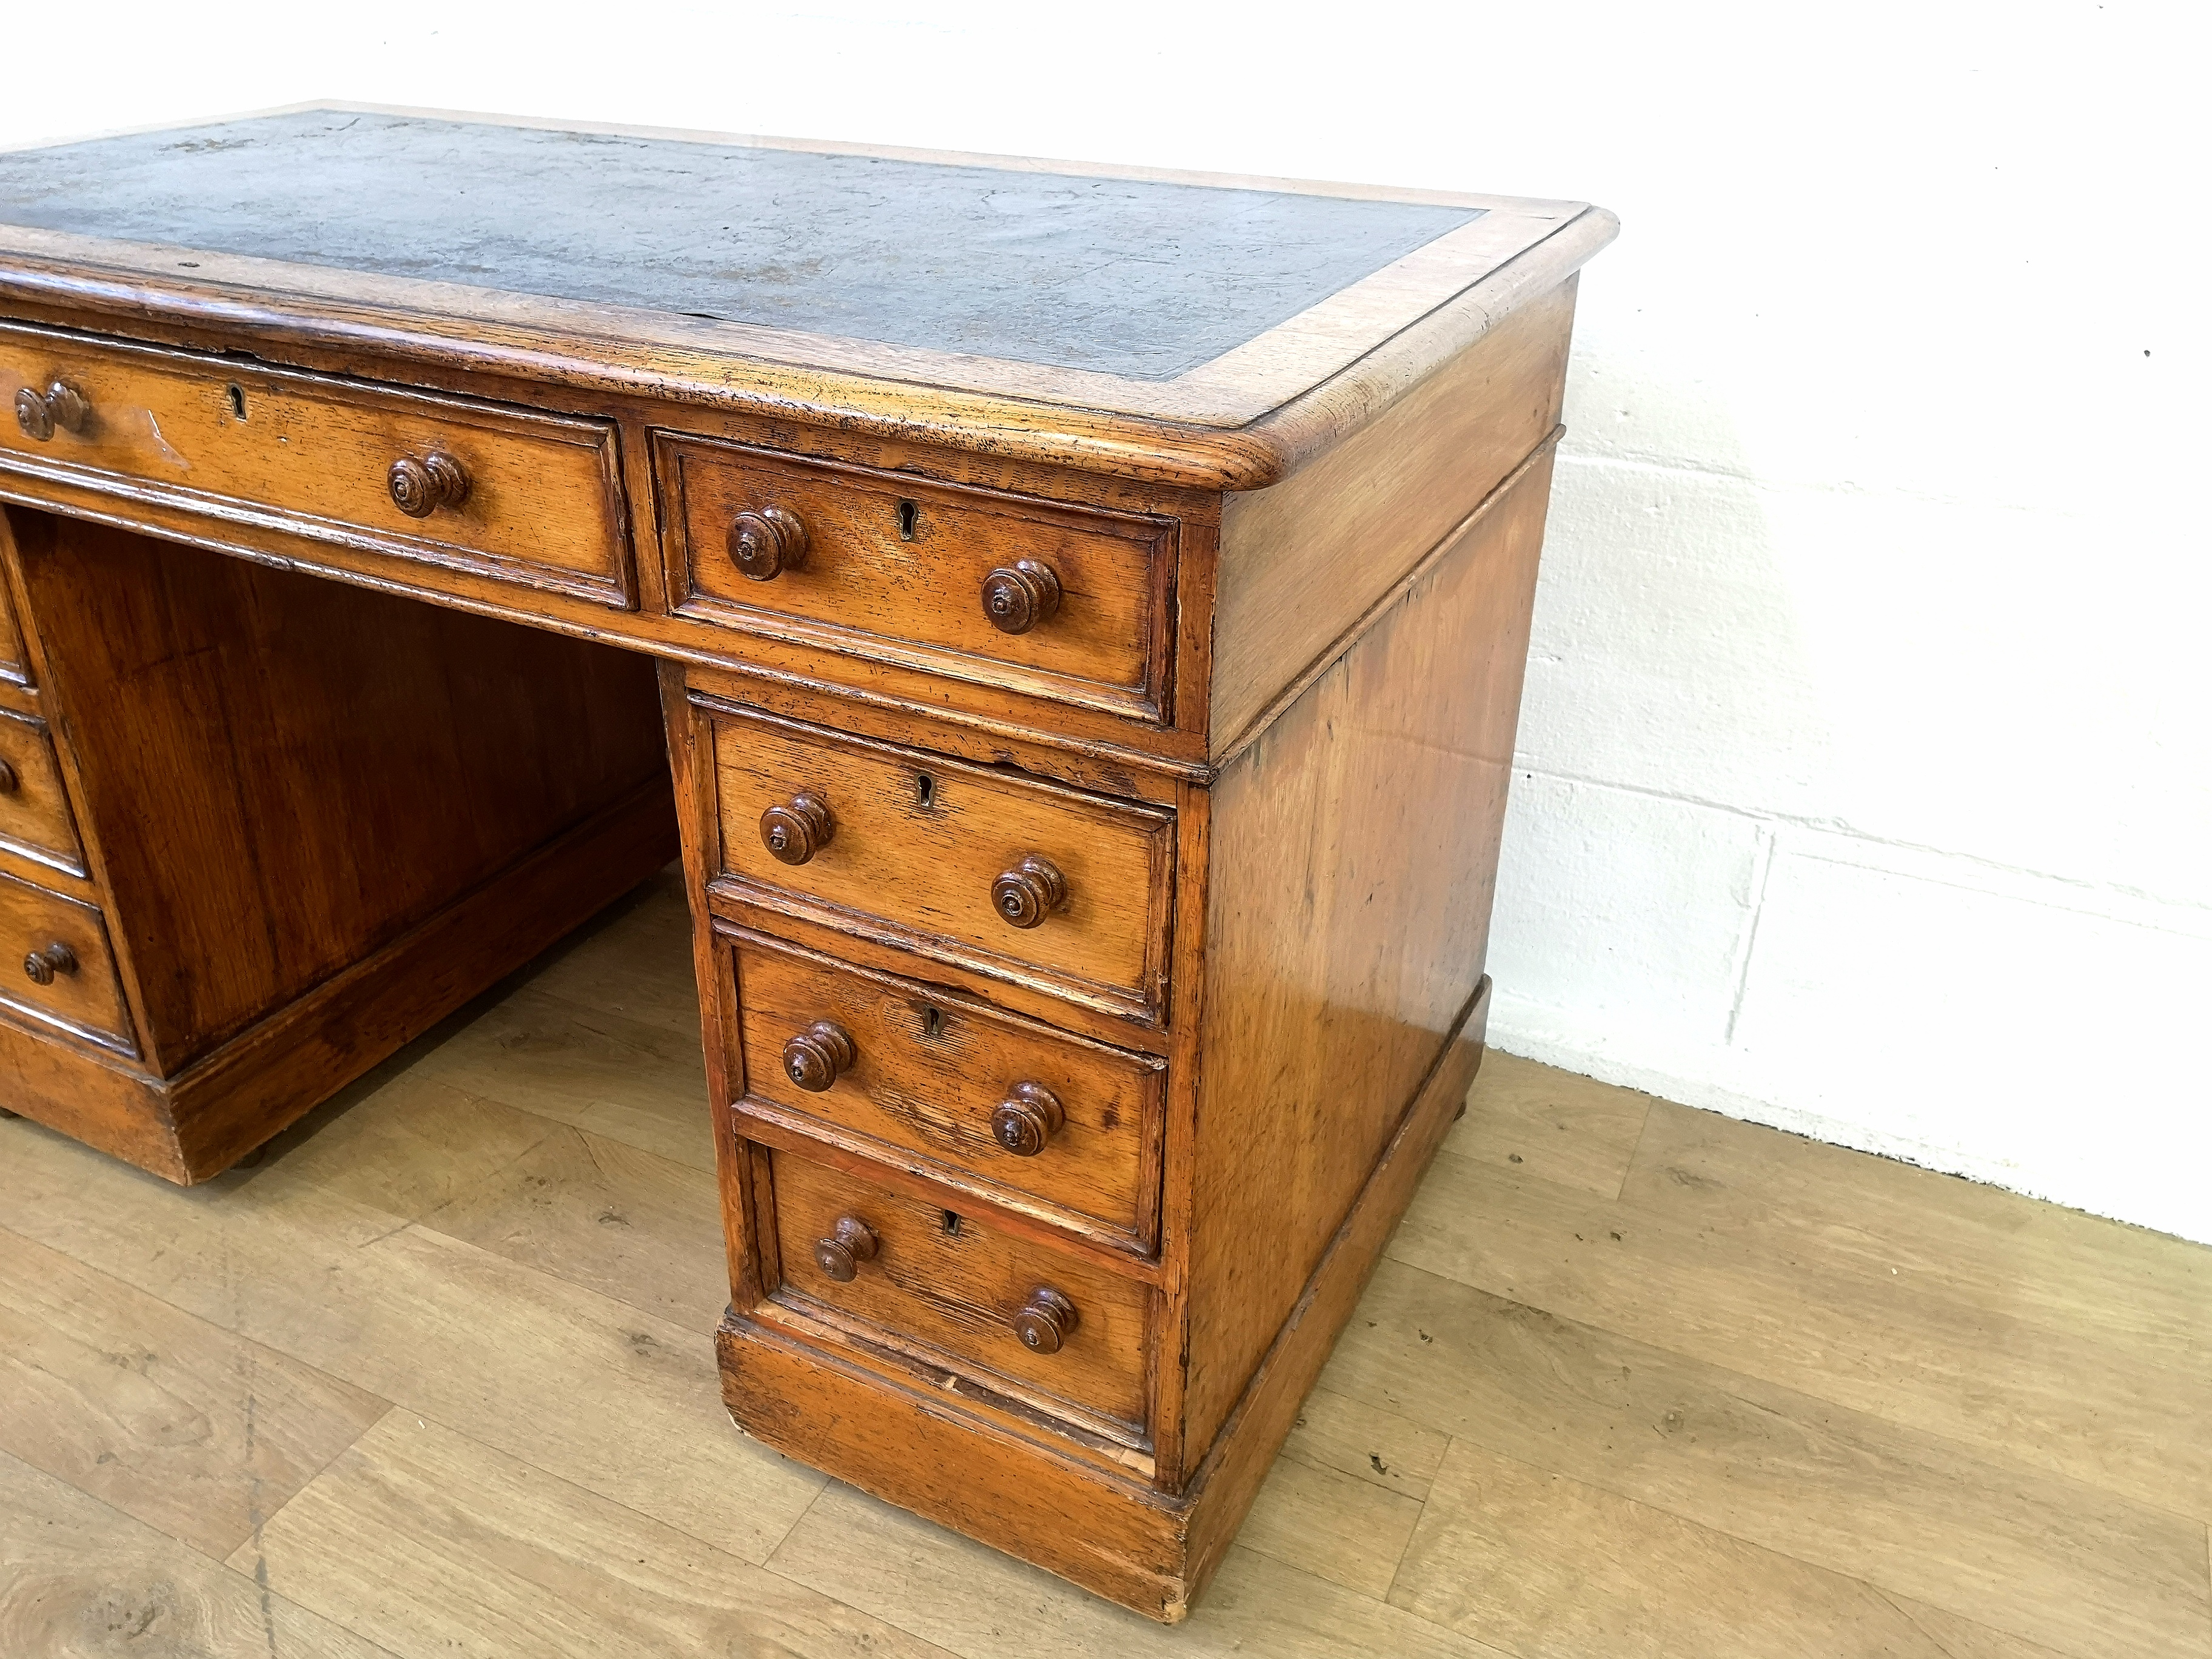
[0,104,1618,491]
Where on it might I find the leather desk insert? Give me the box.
[0,323,632,606]
[726,928,1165,1250]
[0,106,1612,1620]
[657,437,1176,720]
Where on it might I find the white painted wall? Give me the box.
[8,2,2205,1239]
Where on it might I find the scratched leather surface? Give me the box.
[0,110,1481,381]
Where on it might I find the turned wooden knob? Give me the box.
[980,559,1062,635]
[990,854,1067,930]
[813,1215,878,1282]
[759,791,834,865]
[728,506,809,581]
[388,451,471,517]
[782,1021,856,1092]
[13,387,50,440]
[1011,1287,1079,1354]
[0,759,17,795]
[15,381,84,440]
[22,940,76,987]
[991,1082,1065,1157]
[44,381,90,434]
[13,381,85,441]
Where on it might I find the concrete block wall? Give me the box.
[12,1,2205,1239]
[1491,364,2212,1239]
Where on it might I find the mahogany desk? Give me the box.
[0,106,1612,1620]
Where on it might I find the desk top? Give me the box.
[0,106,1615,486]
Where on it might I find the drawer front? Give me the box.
[0,871,132,1050]
[710,707,1175,1023]
[769,1145,1150,1429]
[0,708,83,873]
[729,930,1163,1247]
[659,435,1175,720]
[0,324,632,606]
[0,569,24,685]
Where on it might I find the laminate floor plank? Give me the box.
[0,1226,389,1561]
[1444,1050,1653,1198]
[1388,1141,2212,1524]
[1623,1101,2212,1390]
[1278,1382,1452,1501]
[408,982,717,1174]
[1390,1438,2077,1659]
[0,1449,400,1659]
[0,1118,822,1567]
[522,866,705,1042]
[243,1070,557,1229]
[416,1125,729,1331]
[1236,1451,1426,1597]
[768,1481,1510,1657]
[238,1039,726,1332]
[1321,1256,2209,1659]
[231,1411,953,1659]
[1882,1597,2092,1659]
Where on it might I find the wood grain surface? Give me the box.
[1393,1439,2075,1659]
[1390,1112,2212,1530]
[0,705,80,876]
[0,1122,827,1567]
[236,1411,953,1659]
[1211,280,1575,752]
[728,927,1164,1247]
[1182,451,1553,1463]
[659,434,1176,720]
[0,1228,387,1560]
[0,549,24,684]
[768,1144,1154,1430]
[13,512,666,1077]
[0,320,633,606]
[0,868,130,1050]
[0,1450,397,1659]
[408,980,717,1175]
[708,704,1176,1024]
[1437,1046,1654,1197]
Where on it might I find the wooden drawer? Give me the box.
[726,928,1164,1250]
[768,1145,1151,1432]
[708,706,1175,1026]
[657,435,1175,722]
[0,323,632,607]
[0,708,82,874]
[0,871,132,1051]
[0,568,24,685]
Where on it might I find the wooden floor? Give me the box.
[3,869,2207,1658]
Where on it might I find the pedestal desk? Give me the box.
[0,107,1612,1619]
